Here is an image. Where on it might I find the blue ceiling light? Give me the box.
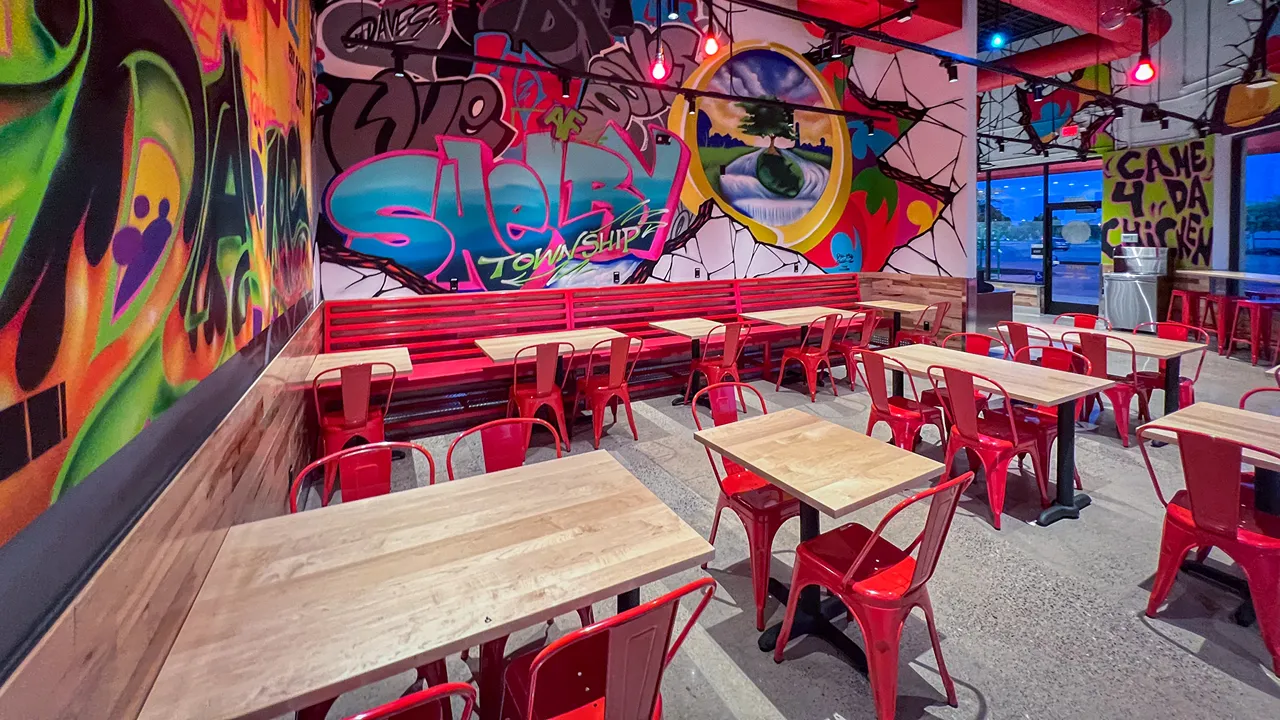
[990,32,1006,50]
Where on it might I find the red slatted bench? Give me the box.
[322,274,862,436]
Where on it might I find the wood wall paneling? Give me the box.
[858,273,968,333]
[0,307,322,719]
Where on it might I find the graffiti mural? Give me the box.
[315,0,972,297]
[1212,2,1280,134]
[0,0,315,545]
[1102,138,1214,268]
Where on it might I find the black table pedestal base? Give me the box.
[1180,560,1256,627]
[758,580,868,673]
[1037,398,1091,526]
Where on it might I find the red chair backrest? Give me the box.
[1013,345,1091,376]
[1136,321,1209,380]
[1136,426,1280,538]
[841,473,975,593]
[941,332,1009,359]
[926,365,1018,444]
[1241,386,1280,411]
[1060,330,1138,378]
[523,578,716,720]
[445,417,562,481]
[996,321,1052,356]
[806,313,841,353]
[691,382,768,481]
[1054,312,1111,330]
[513,342,575,395]
[856,350,923,415]
[345,681,476,720]
[313,362,398,426]
[584,336,643,389]
[839,309,880,348]
[289,441,435,513]
[703,322,751,366]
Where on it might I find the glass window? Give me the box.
[1048,168,1103,204]
[1243,132,1280,284]
[988,172,1046,285]
[977,173,990,278]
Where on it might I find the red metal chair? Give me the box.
[289,441,436,513]
[856,350,947,451]
[500,577,717,720]
[314,362,398,500]
[772,473,975,720]
[929,365,1047,529]
[832,309,880,391]
[994,346,1091,496]
[344,681,476,720]
[1226,298,1280,365]
[1053,312,1112,330]
[918,332,1010,415]
[1061,330,1144,447]
[444,417,561,481]
[508,342,575,452]
[1199,294,1240,354]
[685,322,752,404]
[692,382,800,630]
[776,313,842,402]
[995,320,1055,357]
[1242,386,1280,410]
[444,419,593,666]
[894,301,950,346]
[572,336,644,449]
[289,442,445,720]
[1137,426,1280,675]
[1168,288,1206,326]
[1131,322,1208,412]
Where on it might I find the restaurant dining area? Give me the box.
[6,1,1280,720]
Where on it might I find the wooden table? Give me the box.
[856,299,928,345]
[1180,269,1280,284]
[999,321,1205,418]
[138,451,713,720]
[652,318,726,406]
[1139,402,1280,624]
[475,327,625,364]
[740,305,849,327]
[878,343,1115,525]
[694,407,943,669]
[306,347,413,383]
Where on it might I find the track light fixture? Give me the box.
[1140,104,1159,123]
[685,92,696,115]
[1032,84,1044,102]
[1160,116,1170,130]
[1195,121,1209,138]
[1113,104,1124,119]
[897,8,913,22]
[667,0,678,20]
[947,62,958,83]
[829,31,845,59]
[393,52,406,77]
[558,73,570,99]
[997,139,1006,152]
[864,119,875,134]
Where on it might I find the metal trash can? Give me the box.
[1102,246,1170,330]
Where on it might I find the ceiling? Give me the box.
[977,0,1066,47]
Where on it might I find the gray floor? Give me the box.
[312,317,1280,720]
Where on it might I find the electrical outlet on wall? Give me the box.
[694,267,701,279]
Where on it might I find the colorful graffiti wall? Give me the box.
[315,0,974,298]
[0,0,316,545]
[1101,138,1214,268]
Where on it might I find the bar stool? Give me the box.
[1199,294,1239,355]
[1226,299,1280,365]
[1167,289,1206,326]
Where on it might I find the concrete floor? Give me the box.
[308,321,1280,720]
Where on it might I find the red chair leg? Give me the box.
[804,358,819,402]
[1145,519,1198,616]
[298,699,337,720]
[850,604,908,720]
[1240,555,1280,675]
[774,357,790,392]
[576,606,595,627]
[743,511,784,631]
[705,494,728,562]
[1106,388,1134,448]
[620,389,639,441]
[1192,545,1212,563]
[590,395,605,450]
[918,591,959,708]
[772,563,814,662]
[985,458,1010,530]
[824,358,838,398]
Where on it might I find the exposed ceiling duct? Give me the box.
[977,0,1171,91]
[797,0,964,54]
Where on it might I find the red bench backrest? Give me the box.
[736,274,861,315]
[570,282,739,339]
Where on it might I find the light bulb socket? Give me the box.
[947,63,958,83]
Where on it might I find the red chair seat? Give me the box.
[886,395,940,420]
[798,522,914,600]
[1166,487,1280,548]
[724,471,799,512]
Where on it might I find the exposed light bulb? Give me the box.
[651,48,668,81]
[703,33,719,56]
[1130,56,1157,85]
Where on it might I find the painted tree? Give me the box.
[736,97,795,153]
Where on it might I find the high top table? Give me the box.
[138,451,713,720]
[474,327,625,364]
[694,407,943,671]
[741,306,851,388]
[998,321,1206,417]
[877,343,1115,525]
[306,347,413,383]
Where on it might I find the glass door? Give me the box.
[1043,203,1103,315]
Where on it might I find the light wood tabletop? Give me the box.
[474,327,625,363]
[877,344,1114,406]
[651,318,725,338]
[1140,402,1280,471]
[693,408,944,517]
[1179,269,1280,284]
[306,347,413,383]
[741,306,850,327]
[997,321,1205,360]
[856,299,929,314]
[138,451,713,720]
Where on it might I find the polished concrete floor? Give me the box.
[307,321,1280,720]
